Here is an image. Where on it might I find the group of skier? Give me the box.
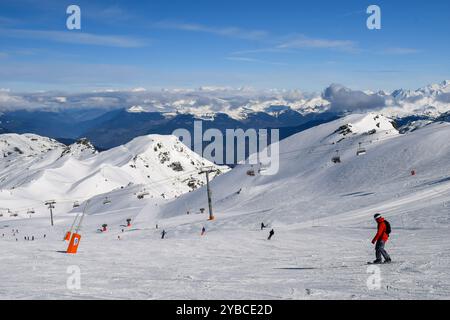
[121,211,392,264]
[1,229,46,242]
[158,226,207,239]
[261,222,275,240]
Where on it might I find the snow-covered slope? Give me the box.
[148,110,450,224]
[0,112,449,299]
[60,138,98,160]
[0,133,227,217]
[137,113,409,223]
[0,133,64,158]
[136,111,450,237]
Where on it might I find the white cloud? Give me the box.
[155,21,268,40]
[0,87,306,112]
[226,56,287,66]
[0,91,33,109]
[277,35,358,52]
[53,97,67,103]
[0,28,148,48]
[322,84,386,112]
[131,87,147,92]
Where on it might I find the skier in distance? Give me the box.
[268,229,274,240]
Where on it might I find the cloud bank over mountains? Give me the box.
[1,81,449,119]
[323,84,386,112]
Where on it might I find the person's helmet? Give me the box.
[374,213,382,220]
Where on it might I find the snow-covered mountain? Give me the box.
[119,88,332,120]
[0,133,64,159]
[1,81,449,122]
[385,80,450,117]
[0,133,227,216]
[117,80,450,120]
[1,112,450,299]
[59,138,98,160]
[1,81,449,152]
[138,113,410,223]
[135,111,450,235]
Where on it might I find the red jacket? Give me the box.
[372,217,389,243]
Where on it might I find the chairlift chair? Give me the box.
[356,142,367,156]
[331,150,341,164]
[258,162,269,173]
[137,191,150,199]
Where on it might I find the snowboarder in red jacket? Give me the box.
[371,213,391,264]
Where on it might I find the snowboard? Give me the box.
[367,261,396,265]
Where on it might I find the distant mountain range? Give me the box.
[0,81,448,150]
[0,107,341,150]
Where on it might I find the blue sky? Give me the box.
[0,0,449,92]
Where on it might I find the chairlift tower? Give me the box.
[45,200,56,226]
[199,166,216,221]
